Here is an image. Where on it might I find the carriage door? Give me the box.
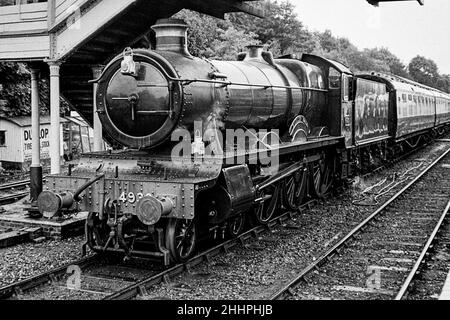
[341,73,353,147]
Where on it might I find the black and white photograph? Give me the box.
[0,0,449,312]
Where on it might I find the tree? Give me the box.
[365,48,410,78]
[408,56,440,87]
[174,10,259,59]
[228,0,316,55]
[0,62,69,117]
[436,75,450,93]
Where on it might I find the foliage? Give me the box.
[229,0,317,55]
[408,55,440,88]
[0,62,70,118]
[365,48,410,79]
[174,10,259,60]
[0,62,47,117]
[436,74,450,93]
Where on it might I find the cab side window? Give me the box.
[329,67,340,90]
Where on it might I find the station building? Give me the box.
[0,113,98,171]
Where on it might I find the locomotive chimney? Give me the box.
[246,45,264,60]
[151,18,190,55]
[245,45,275,65]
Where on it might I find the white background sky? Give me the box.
[290,0,450,74]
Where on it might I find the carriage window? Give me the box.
[402,94,407,102]
[0,0,47,5]
[329,67,340,89]
[408,95,412,101]
[0,131,5,147]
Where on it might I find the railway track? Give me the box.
[0,253,172,300]
[0,199,318,300]
[103,203,317,300]
[0,180,30,206]
[0,180,31,192]
[402,218,450,300]
[271,147,450,300]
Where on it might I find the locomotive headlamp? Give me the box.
[136,196,174,226]
[120,47,137,76]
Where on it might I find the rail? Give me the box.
[270,146,450,300]
[0,180,30,192]
[395,199,450,300]
[0,255,98,299]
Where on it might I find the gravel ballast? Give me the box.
[0,236,85,288]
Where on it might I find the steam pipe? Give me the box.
[73,173,106,202]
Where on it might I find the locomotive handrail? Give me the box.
[179,78,329,93]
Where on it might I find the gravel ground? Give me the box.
[0,236,86,288]
[1,140,449,299]
[137,140,450,300]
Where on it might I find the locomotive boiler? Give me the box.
[95,19,327,150]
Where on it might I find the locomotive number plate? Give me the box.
[118,192,147,204]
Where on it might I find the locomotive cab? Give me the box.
[300,54,354,146]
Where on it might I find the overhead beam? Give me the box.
[368,0,424,6]
[186,0,265,18]
[231,1,266,18]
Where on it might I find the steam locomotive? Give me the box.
[37,19,450,265]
